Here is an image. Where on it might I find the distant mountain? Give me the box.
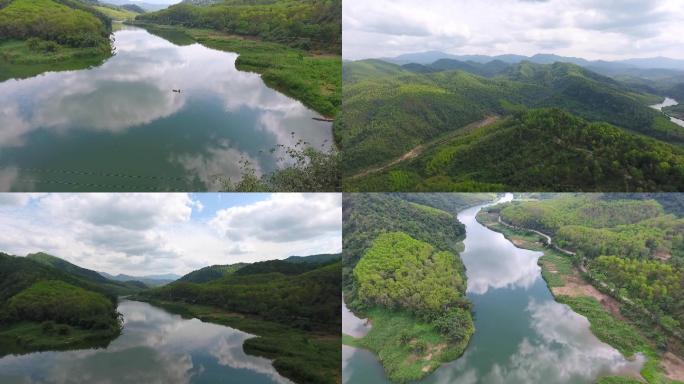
[284,253,342,264]
[380,51,684,72]
[181,0,221,5]
[99,272,179,287]
[120,3,145,13]
[102,0,170,11]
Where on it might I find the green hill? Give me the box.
[26,252,147,295]
[138,259,341,384]
[339,59,684,190]
[342,193,489,382]
[0,252,123,355]
[0,0,114,81]
[284,253,341,264]
[349,109,684,192]
[177,263,247,283]
[136,0,340,53]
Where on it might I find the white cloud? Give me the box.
[343,0,684,60]
[0,193,342,276]
[210,193,342,243]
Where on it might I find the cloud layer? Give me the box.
[343,0,684,60]
[0,193,341,276]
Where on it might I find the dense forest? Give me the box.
[339,58,684,191]
[346,108,684,192]
[136,0,341,53]
[343,193,492,382]
[0,252,128,355]
[137,254,342,384]
[497,195,684,358]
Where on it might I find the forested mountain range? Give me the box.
[339,58,684,191]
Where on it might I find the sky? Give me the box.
[343,0,684,61]
[0,193,341,277]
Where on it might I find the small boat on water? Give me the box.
[172,89,182,93]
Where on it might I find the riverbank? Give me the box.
[0,39,110,82]
[476,208,683,384]
[342,306,471,383]
[132,298,340,384]
[0,321,119,357]
[129,22,341,118]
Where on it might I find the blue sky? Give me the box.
[0,193,341,276]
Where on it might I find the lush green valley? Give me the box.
[0,252,125,356]
[342,193,492,382]
[0,0,114,81]
[339,59,684,191]
[483,195,684,383]
[135,255,342,384]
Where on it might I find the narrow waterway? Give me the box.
[343,195,644,383]
[651,97,684,128]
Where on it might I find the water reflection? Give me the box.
[0,300,291,384]
[651,97,684,128]
[0,27,332,191]
[342,196,645,384]
[341,298,370,338]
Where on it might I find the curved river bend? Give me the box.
[0,300,292,384]
[343,196,644,384]
[0,26,332,192]
[651,97,684,128]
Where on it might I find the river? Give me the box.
[0,300,292,384]
[651,97,684,128]
[0,26,332,192]
[342,195,645,383]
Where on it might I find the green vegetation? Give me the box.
[664,104,684,120]
[346,109,684,191]
[495,195,684,382]
[0,0,114,82]
[346,233,472,382]
[339,59,684,191]
[132,0,341,117]
[343,194,492,382]
[346,308,470,382]
[219,143,339,192]
[136,0,340,53]
[136,257,341,384]
[0,252,124,356]
[93,5,138,21]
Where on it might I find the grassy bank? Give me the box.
[131,23,341,118]
[135,298,339,384]
[343,307,470,383]
[0,39,110,82]
[476,208,681,384]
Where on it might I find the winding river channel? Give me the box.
[343,195,644,383]
[0,300,292,384]
[0,26,332,192]
[651,97,684,128]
